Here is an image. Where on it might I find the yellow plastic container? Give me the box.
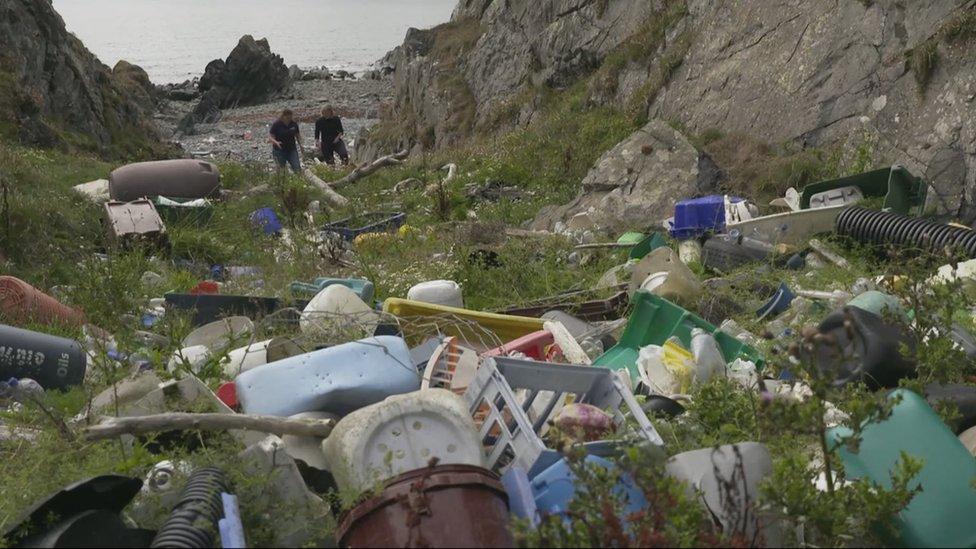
[383,298,545,349]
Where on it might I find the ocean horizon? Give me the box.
[52,0,457,84]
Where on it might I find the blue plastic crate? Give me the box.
[322,212,406,242]
[669,195,742,239]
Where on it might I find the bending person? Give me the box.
[315,106,349,166]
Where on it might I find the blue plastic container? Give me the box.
[531,455,647,522]
[249,207,283,236]
[502,468,539,526]
[235,335,421,417]
[322,212,406,242]
[756,282,796,319]
[289,278,375,303]
[669,195,740,239]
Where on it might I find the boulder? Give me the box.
[112,61,156,112]
[0,0,165,157]
[213,35,291,107]
[198,59,226,92]
[532,120,723,233]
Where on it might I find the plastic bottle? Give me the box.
[691,328,726,383]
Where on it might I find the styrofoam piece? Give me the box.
[235,336,420,417]
[407,280,464,308]
[300,284,378,335]
[182,316,253,351]
[322,389,484,495]
[543,321,591,365]
[73,179,110,203]
[281,411,337,470]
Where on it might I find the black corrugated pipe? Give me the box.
[836,206,976,258]
[150,467,229,548]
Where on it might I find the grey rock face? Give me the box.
[532,120,723,232]
[0,0,163,155]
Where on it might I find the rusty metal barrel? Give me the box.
[109,159,221,202]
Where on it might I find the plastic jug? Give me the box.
[407,280,464,308]
[322,389,484,495]
[690,328,726,383]
[632,247,702,303]
[235,336,420,417]
[300,284,378,336]
[221,337,305,378]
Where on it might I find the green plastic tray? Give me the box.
[799,166,926,215]
[828,389,976,548]
[593,292,764,384]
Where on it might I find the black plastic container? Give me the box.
[164,294,281,327]
[0,324,86,390]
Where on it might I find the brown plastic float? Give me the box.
[0,276,85,327]
[108,159,221,202]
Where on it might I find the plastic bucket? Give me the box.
[0,277,85,327]
[336,464,513,548]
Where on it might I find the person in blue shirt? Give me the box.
[268,109,304,172]
[315,106,350,166]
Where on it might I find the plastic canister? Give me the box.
[531,455,647,521]
[690,328,726,383]
[235,336,420,417]
[300,284,379,336]
[0,324,86,390]
[407,280,464,309]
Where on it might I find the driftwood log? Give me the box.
[332,150,409,188]
[84,412,336,441]
[302,169,349,207]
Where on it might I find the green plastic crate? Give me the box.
[153,196,214,225]
[593,292,765,384]
[799,165,927,215]
[828,389,976,548]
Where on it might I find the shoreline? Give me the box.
[155,75,393,166]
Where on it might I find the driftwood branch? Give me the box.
[84,412,336,441]
[574,242,633,250]
[333,150,409,188]
[303,169,349,207]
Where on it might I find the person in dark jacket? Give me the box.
[315,106,349,166]
[269,109,304,172]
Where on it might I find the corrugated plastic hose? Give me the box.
[836,206,976,258]
[150,467,229,548]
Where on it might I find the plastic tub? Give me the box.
[235,336,420,417]
[336,464,514,548]
[109,159,221,202]
[323,389,484,495]
[670,195,742,239]
[0,324,86,390]
[383,298,545,347]
[799,165,926,215]
[323,212,406,242]
[0,276,86,327]
[594,292,764,385]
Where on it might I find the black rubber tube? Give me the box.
[150,467,229,548]
[837,207,976,258]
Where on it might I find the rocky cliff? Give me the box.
[366,0,976,225]
[0,0,167,158]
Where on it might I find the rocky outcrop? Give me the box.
[0,0,167,157]
[644,0,976,219]
[358,0,658,159]
[179,35,291,133]
[532,120,723,232]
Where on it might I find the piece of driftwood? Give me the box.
[302,169,349,207]
[84,412,336,441]
[333,150,409,188]
[574,242,633,250]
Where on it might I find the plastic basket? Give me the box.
[462,356,663,474]
[323,212,406,242]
